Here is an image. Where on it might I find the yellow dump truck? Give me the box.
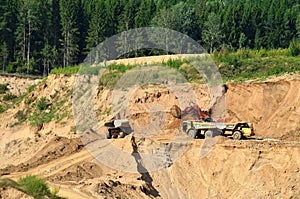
[182,120,254,140]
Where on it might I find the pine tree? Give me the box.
[86,0,108,50]
[282,3,299,48]
[60,0,80,67]
[171,2,198,39]
[135,0,150,28]
[105,0,122,36]
[0,42,9,72]
[15,0,42,73]
[240,1,253,48]
[50,0,62,49]
[0,0,17,66]
[118,0,135,31]
[296,13,300,40]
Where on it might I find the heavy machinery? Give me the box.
[182,120,254,140]
[104,120,133,139]
[172,103,254,140]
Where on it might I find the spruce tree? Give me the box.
[86,0,108,50]
[60,0,80,67]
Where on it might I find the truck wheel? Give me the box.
[205,130,213,138]
[232,130,242,140]
[119,131,126,138]
[106,130,112,139]
[187,129,197,139]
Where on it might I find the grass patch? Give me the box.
[0,175,64,198]
[29,98,67,127]
[50,65,80,75]
[213,46,300,82]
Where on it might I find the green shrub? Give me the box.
[0,84,8,94]
[108,63,134,73]
[288,40,300,56]
[30,99,67,127]
[30,109,54,127]
[258,48,268,57]
[18,175,51,198]
[3,93,17,101]
[26,85,36,93]
[0,104,5,113]
[162,59,188,69]
[37,97,48,111]
[0,176,63,199]
[6,62,17,73]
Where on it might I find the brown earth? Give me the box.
[226,78,300,138]
[0,187,33,199]
[0,58,299,198]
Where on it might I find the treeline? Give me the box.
[0,0,299,75]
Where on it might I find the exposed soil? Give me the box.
[226,79,300,138]
[0,136,83,175]
[0,56,299,198]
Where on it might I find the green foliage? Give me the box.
[288,40,300,56]
[30,110,52,127]
[26,84,36,93]
[202,12,223,53]
[3,93,17,101]
[98,63,139,88]
[0,83,8,94]
[59,0,80,67]
[108,63,135,73]
[99,72,122,89]
[30,97,67,127]
[37,97,48,111]
[50,66,80,75]
[0,175,65,198]
[78,65,101,75]
[161,58,205,82]
[0,104,5,113]
[162,59,188,69]
[86,0,108,50]
[214,48,300,82]
[0,0,299,74]
[18,175,50,198]
[71,126,77,134]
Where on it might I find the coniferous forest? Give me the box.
[0,0,299,75]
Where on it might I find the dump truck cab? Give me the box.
[223,122,254,139]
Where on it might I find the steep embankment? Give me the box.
[226,76,300,138]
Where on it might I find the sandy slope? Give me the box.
[226,78,300,138]
[0,69,299,198]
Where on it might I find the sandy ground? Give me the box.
[0,56,299,198]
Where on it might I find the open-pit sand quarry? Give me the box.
[0,56,300,199]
